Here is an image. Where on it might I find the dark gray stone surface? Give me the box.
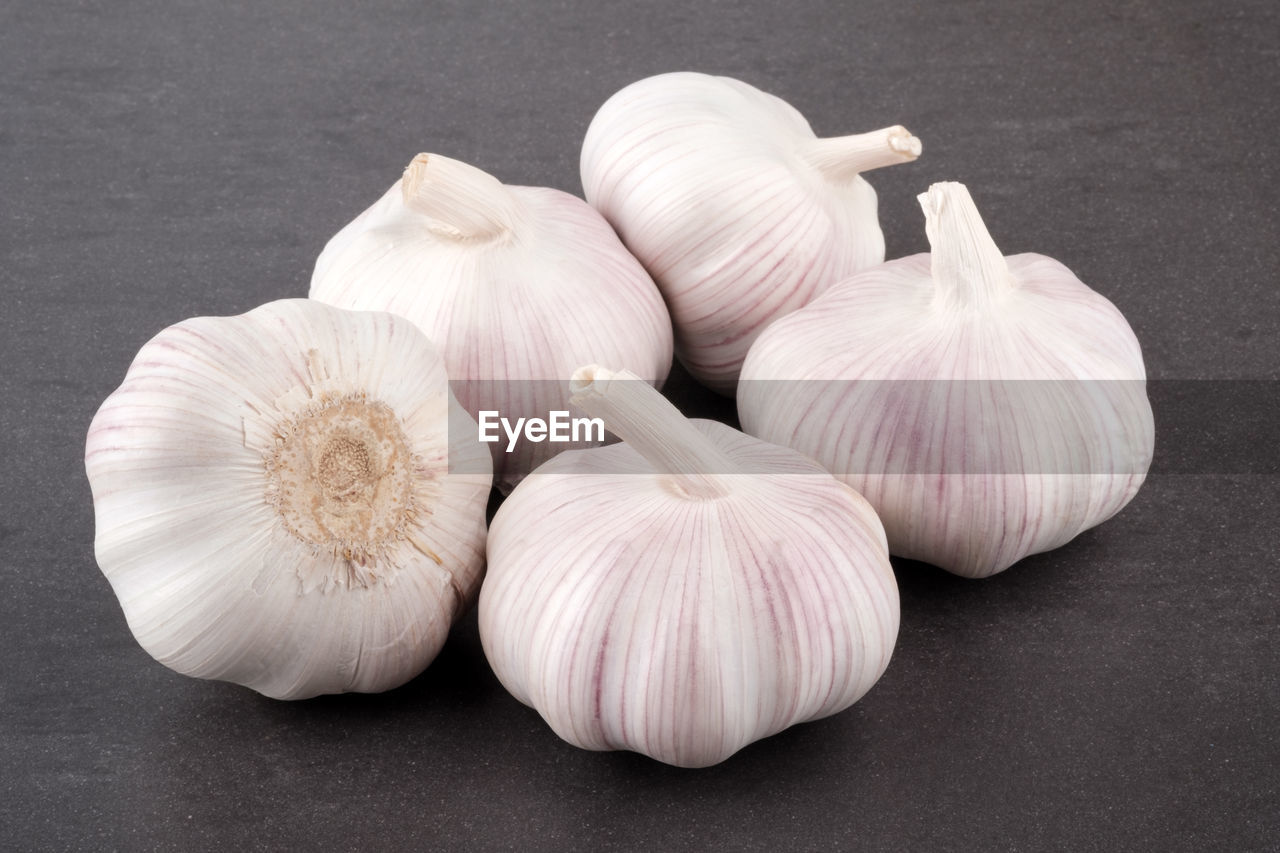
[2,0,1276,849]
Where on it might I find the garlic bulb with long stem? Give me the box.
[311,153,674,487]
[738,182,1154,578]
[581,71,921,394]
[479,365,899,768]
[85,299,492,699]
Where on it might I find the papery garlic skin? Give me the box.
[310,154,673,487]
[85,299,492,699]
[479,366,899,768]
[581,71,920,393]
[739,182,1154,578]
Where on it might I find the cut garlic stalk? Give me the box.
[85,299,492,699]
[581,72,921,393]
[311,153,673,487]
[479,365,899,768]
[739,182,1155,578]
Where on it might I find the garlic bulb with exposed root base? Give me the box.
[85,299,492,699]
[479,365,899,768]
[581,71,921,393]
[738,182,1154,578]
[311,153,673,488]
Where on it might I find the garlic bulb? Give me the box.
[739,182,1154,578]
[85,299,492,699]
[310,153,673,487]
[479,365,899,768]
[581,71,921,393]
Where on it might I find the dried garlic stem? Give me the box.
[569,365,737,499]
[401,153,520,240]
[919,181,1013,310]
[802,125,921,182]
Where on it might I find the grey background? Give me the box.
[3,0,1277,850]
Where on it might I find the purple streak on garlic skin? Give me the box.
[581,72,921,394]
[738,182,1154,578]
[311,154,673,488]
[479,366,899,768]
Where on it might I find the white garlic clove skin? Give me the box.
[479,366,899,768]
[739,182,1155,578]
[581,71,921,394]
[310,153,674,488]
[85,299,492,699]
